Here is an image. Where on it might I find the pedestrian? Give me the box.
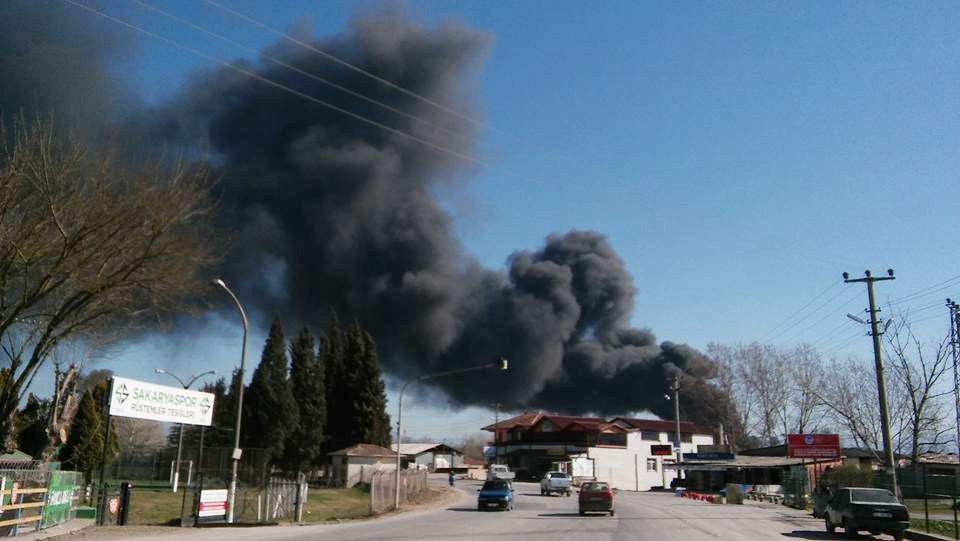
[448,471,455,486]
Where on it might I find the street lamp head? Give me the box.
[664,394,671,401]
[842,272,849,280]
[884,319,894,332]
[846,313,867,325]
[498,357,508,371]
[155,368,165,374]
[212,278,226,288]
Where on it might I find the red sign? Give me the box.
[787,434,840,459]
[651,444,674,456]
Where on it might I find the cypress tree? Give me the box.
[60,382,117,482]
[283,328,326,470]
[346,324,391,448]
[242,317,298,464]
[321,312,348,453]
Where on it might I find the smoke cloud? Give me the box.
[1,3,709,417]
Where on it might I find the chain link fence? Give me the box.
[370,470,428,514]
[781,466,809,509]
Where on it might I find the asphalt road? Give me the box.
[70,480,902,541]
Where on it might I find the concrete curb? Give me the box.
[907,529,957,541]
[15,519,95,540]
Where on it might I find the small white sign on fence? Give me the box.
[108,376,214,426]
[198,489,229,522]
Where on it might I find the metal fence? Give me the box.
[178,473,308,525]
[0,467,84,536]
[109,446,269,487]
[781,466,810,509]
[370,470,428,515]
[888,467,960,539]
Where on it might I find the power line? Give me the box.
[133,0,470,145]
[887,274,960,306]
[757,280,839,342]
[770,287,861,344]
[203,0,485,130]
[63,0,484,166]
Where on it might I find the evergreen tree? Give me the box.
[242,317,298,464]
[15,394,51,458]
[283,327,326,470]
[359,331,392,447]
[60,382,117,482]
[321,312,349,453]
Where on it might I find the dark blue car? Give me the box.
[477,479,513,511]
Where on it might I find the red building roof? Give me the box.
[611,417,710,435]
[328,443,397,458]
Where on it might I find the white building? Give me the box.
[390,443,465,471]
[484,412,714,492]
[328,443,397,487]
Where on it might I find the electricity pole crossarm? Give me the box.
[844,269,898,498]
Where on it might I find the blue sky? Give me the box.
[56,0,960,442]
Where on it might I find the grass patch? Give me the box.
[911,517,959,538]
[302,487,370,522]
[127,488,186,525]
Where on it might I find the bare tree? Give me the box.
[781,344,827,436]
[883,318,951,462]
[0,115,220,448]
[113,418,165,454]
[731,343,788,445]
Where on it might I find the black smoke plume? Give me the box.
[1,3,717,419]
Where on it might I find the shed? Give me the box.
[328,444,397,487]
[390,443,464,472]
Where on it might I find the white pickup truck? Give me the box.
[540,471,572,496]
[487,464,516,481]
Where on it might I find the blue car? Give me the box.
[477,479,514,511]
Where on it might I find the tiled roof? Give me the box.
[328,443,397,458]
[483,411,544,431]
[532,414,607,431]
[390,443,462,456]
[611,417,710,435]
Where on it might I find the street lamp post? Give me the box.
[213,278,249,524]
[154,369,216,493]
[667,376,683,482]
[394,358,508,510]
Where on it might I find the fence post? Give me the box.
[923,464,929,533]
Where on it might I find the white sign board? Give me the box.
[198,489,229,519]
[108,376,214,426]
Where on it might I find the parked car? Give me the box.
[478,479,514,511]
[824,487,908,541]
[578,481,615,516]
[540,471,572,496]
[487,464,516,481]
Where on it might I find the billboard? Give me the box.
[108,376,214,426]
[787,434,840,459]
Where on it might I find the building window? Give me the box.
[540,420,554,432]
[668,433,693,444]
[646,458,657,472]
[640,431,660,441]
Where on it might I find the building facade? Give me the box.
[484,412,714,491]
